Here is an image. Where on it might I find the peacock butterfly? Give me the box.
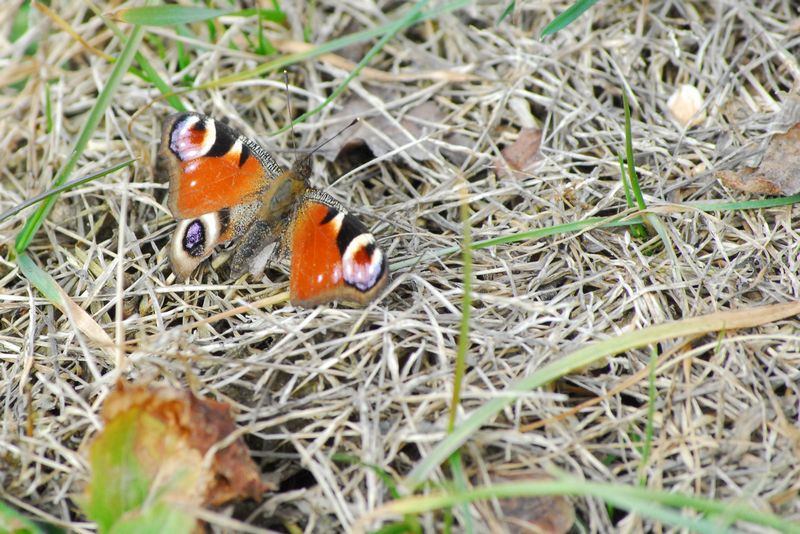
[158,112,388,307]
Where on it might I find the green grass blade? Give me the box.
[274,0,431,132]
[0,498,63,534]
[639,346,658,486]
[686,193,800,211]
[391,189,800,274]
[622,90,647,211]
[115,5,229,26]
[185,0,472,96]
[16,252,66,305]
[389,213,640,272]
[17,253,115,355]
[116,5,285,27]
[448,186,472,432]
[11,1,32,43]
[540,0,600,38]
[496,1,515,25]
[13,23,145,254]
[404,301,800,489]
[379,476,799,533]
[618,153,649,240]
[618,154,635,208]
[447,451,473,534]
[0,159,135,224]
[45,81,53,133]
[88,2,187,111]
[232,7,285,23]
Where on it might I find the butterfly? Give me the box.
[158,112,389,307]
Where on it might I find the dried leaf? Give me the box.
[716,123,800,195]
[496,127,543,178]
[84,382,270,533]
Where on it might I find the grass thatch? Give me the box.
[1,1,799,532]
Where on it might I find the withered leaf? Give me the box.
[91,382,270,512]
[716,123,800,195]
[496,127,543,179]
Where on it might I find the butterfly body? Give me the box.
[159,112,388,307]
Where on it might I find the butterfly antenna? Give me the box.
[310,117,359,158]
[291,117,359,182]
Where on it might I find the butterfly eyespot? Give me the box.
[170,115,216,161]
[183,220,206,257]
[342,234,384,291]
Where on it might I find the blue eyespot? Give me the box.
[183,220,205,257]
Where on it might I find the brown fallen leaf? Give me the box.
[479,470,574,534]
[100,381,271,506]
[496,127,543,179]
[716,123,800,194]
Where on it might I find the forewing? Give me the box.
[160,113,284,219]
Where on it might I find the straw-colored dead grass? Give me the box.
[2,1,799,532]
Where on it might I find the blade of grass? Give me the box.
[443,182,474,533]
[10,1,32,44]
[255,8,274,55]
[13,22,146,254]
[234,7,285,23]
[618,154,648,239]
[44,81,53,133]
[182,0,472,95]
[116,5,285,26]
[622,90,647,212]
[87,1,187,111]
[366,476,799,533]
[0,159,135,223]
[392,188,800,274]
[639,346,658,486]
[273,0,431,133]
[619,88,684,283]
[390,211,642,272]
[447,450,473,534]
[448,183,472,432]
[496,1,515,25]
[0,499,62,534]
[17,252,114,358]
[540,0,600,38]
[686,193,800,210]
[115,5,228,26]
[404,300,800,489]
[35,1,147,81]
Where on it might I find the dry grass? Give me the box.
[2,0,800,532]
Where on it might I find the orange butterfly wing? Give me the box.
[161,113,284,219]
[288,192,388,307]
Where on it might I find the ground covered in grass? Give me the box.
[1,1,799,532]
